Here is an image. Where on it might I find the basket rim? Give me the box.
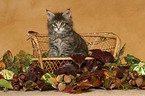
[28,31,122,70]
[32,57,94,61]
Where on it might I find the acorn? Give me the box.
[13,74,18,78]
[124,69,129,74]
[126,76,131,81]
[18,81,23,86]
[13,85,20,91]
[14,78,19,83]
[132,71,138,78]
[20,74,25,80]
[8,80,13,85]
[129,79,136,86]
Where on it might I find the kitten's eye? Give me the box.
[61,22,65,26]
[52,23,57,27]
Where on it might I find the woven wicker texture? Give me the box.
[28,31,121,72]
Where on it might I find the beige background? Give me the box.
[0,0,145,61]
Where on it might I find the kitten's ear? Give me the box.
[63,9,72,19]
[46,10,55,21]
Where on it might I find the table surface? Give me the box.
[1,89,145,96]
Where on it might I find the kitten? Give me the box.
[46,9,88,57]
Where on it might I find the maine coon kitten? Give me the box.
[46,9,88,57]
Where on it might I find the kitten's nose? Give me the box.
[57,26,60,30]
[57,23,61,30]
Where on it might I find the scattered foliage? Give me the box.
[1,50,33,74]
[53,50,107,93]
[0,69,14,80]
[89,49,114,63]
[54,63,78,76]
[25,64,45,82]
[0,79,13,91]
[0,47,145,93]
[124,54,141,66]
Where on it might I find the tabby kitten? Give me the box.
[46,9,88,57]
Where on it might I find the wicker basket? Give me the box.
[27,31,121,73]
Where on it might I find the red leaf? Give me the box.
[54,63,78,76]
[103,51,114,63]
[2,50,13,68]
[0,74,4,79]
[25,64,45,82]
[90,76,103,87]
[89,49,114,63]
[77,79,92,88]
[121,81,135,89]
[92,69,104,79]
[63,86,76,92]
[104,78,113,88]
[141,86,145,90]
[71,88,82,94]
[69,54,86,66]
[110,83,116,89]
[135,76,143,87]
[77,86,91,90]
[115,78,121,87]
[90,49,106,62]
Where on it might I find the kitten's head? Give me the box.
[46,9,73,34]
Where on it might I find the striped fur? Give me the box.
[47,9,88,57]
